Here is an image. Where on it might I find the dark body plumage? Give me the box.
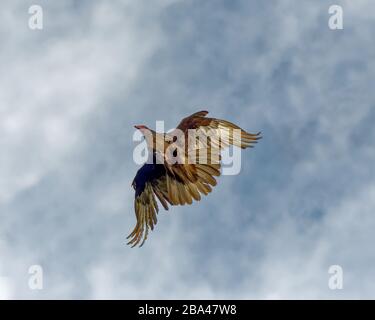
[132,162,166,197]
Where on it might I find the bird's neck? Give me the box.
[144,131,166,153]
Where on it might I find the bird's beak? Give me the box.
[134,125,148,132]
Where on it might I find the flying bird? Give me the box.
[128,111,261,247]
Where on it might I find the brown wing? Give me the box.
[165,110,261,189]
[176,110,261,149]
[128,111,261,247]
[127,162,218,247]
[127,183,159,247]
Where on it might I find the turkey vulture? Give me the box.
[128,111,261,247]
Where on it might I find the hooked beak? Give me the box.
[134,125,143,130]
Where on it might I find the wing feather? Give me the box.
[127,183,158,247]
[128,111,261,247]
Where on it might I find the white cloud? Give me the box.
[1,0,375,299]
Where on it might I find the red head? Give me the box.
[134,125,154,147]
[134,125,149,130]
[134,125,154,139]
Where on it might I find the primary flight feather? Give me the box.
[127,110,261,247]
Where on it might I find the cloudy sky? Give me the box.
[1,0,375,299]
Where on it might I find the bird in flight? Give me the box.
[128,110,261,247]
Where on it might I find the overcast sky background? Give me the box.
[1,0,375,299]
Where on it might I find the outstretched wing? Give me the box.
[128,111,261,247]
[127,182,159,247]
[165,110,261,188]
[127,163,167,247]
[127,161,219,247]
[175,110,261,150]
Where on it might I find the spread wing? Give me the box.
[127,163,167,247]
[165,110,261,188]
[127,161,219,247]
[128,111,261,247]
[175,110,261,150]
[127,182,159,247]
